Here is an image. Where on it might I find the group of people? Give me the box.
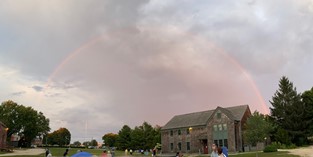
[45,148,69,157]
[210,144,228,157]
[124,148,157,156]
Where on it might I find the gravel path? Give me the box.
[0,148,44,156]
[284,146,313,157]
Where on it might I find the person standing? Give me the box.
[111,147,115,157]
[45,148,50,157]
[152,149,156,157]
[210,144,218,157]
[101,150,108,157]
[125,149,128,156]
[130,149,133,155]
[63,148,69,157]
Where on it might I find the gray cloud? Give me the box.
[32,85,44,92]
[11,91,26,96]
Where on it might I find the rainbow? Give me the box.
[45,28,270,114]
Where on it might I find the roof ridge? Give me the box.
[174,109,214,117]
[225,104,248,108]
[173,104,248,117]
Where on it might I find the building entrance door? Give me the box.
[202,139,208,154]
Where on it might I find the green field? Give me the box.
[228,151,299,157]
[0,148,300,157]
[0,148,152,157]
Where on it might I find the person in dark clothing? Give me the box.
[45,148,50,157]
[63,148,69,157]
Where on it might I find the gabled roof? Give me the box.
[161,105,250,130]
[161,110,215,130]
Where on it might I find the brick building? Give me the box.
[161,105,251,154]
[0,121,7,148]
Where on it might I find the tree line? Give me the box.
[102,122,161,150]
[244,76,313,147]
[45,127,71,146]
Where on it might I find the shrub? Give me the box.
[263,145,278,153]
[270,142,286,149]
[270,141,297,149]
[286,144,297,149]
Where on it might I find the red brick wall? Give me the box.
[0,125,7,148]
[161,126,207,154]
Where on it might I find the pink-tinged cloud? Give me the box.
[44,28,269,132]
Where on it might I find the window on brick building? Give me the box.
[217,112,221,119]
[218,139,223,147]
[170,143,174,151]
[178,129,181,135]
[224,139,228,148]
[223,124,227,131]
[186,128,190,135]
[170,130,173,136]
[187,142,190,151]
[178,142,182,150]
[218,124,222,131]
[213,125,218,131]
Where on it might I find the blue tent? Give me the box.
[71,152,93,157]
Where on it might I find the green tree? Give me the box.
[0,100,50,147]
[142,122,157,149]
[244,111,273,146]
[130,126,145,150]
[102,133,118,147]
[83,141,91,147]
[116,125,132,150]
[130,122,161,150]
[90,139,98,146]
[274,127,292,145]
[302,87,313,137]
[47,128,71,146]
[152,125,161,149]
[270,76,308,145]
[73,141,81,147]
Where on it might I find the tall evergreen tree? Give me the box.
[270,76,308,145]
[302,87,313,137]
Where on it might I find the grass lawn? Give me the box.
[0,149,300,157]
[0,147,153,157]
[228,151,299,157]
[195,151,299,157]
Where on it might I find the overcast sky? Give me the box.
[1,0,313,143]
